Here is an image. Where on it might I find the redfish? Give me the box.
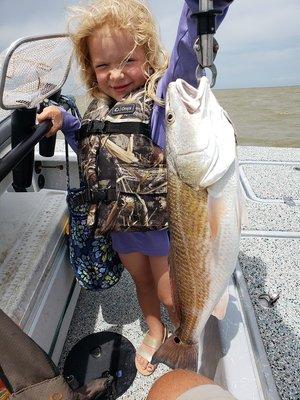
[153,77,243,371]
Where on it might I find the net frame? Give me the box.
[0,34,73,110]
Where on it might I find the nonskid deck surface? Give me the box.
[239,238,299,400]
[58,146,299,400]
[238,146,300,400]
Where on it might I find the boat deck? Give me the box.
[237,146,299,400]
[58,146,299,400]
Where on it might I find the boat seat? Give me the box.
[0,189,79,361]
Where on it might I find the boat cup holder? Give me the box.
[258,292,280,309]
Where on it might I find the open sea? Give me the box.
[214,85,300,148]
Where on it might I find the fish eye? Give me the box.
[166,111,175,124]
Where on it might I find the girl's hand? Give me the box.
[37,105,63,137]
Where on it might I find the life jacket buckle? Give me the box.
[92,120,106,134]
[87,120,94,132]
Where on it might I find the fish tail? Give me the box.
[152,334,198,371]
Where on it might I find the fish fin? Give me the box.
[238,183,249,228]
[236,161,248,229]
[212,287,229,320]
[152,334,198,371]
[207,194,224,240]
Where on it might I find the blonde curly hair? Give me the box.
[68,0,168,104]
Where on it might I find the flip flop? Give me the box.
[135,326,167,376]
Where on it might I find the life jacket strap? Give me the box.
[77,120,151,141]
[71,187,117,206]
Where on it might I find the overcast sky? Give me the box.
[0,0,299,90]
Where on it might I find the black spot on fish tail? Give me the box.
[152,334,198,371]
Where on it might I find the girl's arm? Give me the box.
[37,106,80,152]
[151,0,233,148]
[60,109,81,152]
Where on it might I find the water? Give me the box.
[214,86,300,148]
[1,86,299,148]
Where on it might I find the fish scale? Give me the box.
[168,172,211,344]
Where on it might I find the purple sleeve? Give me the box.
[151,0,233,149]
[60,108,81,152]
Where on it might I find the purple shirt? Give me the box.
[62,0,232,256]
[151,0,230,149]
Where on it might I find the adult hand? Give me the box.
[37,105,63,137]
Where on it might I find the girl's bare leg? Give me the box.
[149,255,180,328]
[118,252,165,373]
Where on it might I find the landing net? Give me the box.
[0,35,72,110]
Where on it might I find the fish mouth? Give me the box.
[176,150,206,157]
[173,143,210,158]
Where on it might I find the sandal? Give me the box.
[135,326,167,376]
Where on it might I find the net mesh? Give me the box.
[0,35,72,110]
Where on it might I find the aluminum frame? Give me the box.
[0,34,72,110]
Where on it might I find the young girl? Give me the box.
[38,0,232,376]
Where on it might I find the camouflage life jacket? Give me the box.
[77,89,168,236]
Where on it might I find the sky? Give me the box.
[0,0,299,91]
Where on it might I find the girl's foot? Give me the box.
[135,326,167,376]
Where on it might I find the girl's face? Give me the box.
[88,26,148,101]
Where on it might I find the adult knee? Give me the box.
[146,370,213,400]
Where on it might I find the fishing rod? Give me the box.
[192,0,222,87]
